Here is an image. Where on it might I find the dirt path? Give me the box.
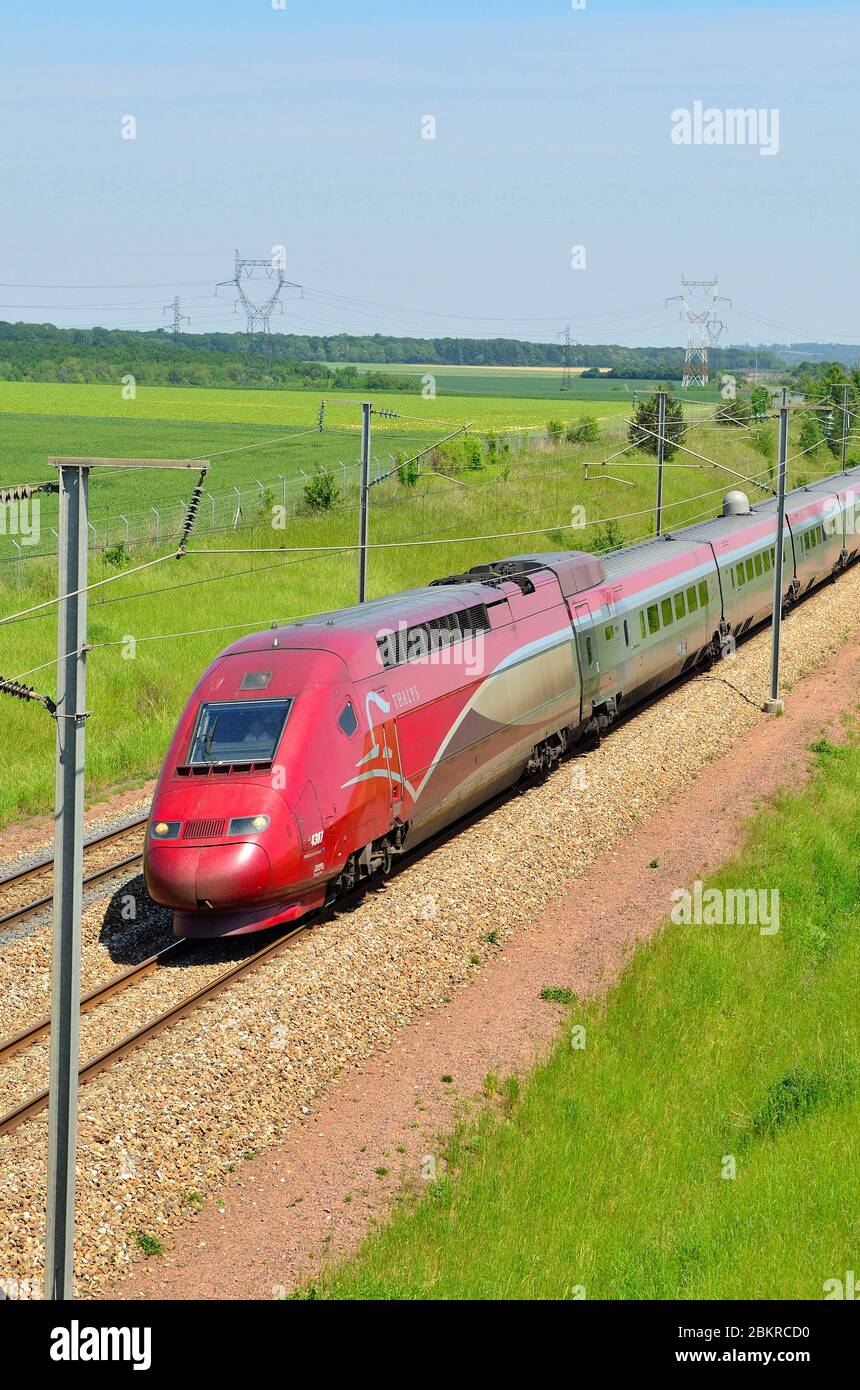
[116,623,860,1301]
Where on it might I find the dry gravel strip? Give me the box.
[0,861,172,1041]
[2,565,860,1298]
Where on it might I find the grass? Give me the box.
[298,735,860,1300]
[133,1231,164,1258]
[0,378,633,558]
[540,987,574,1004]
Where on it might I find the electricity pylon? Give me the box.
[666,276,731,388]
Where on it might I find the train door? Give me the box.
[364,686,405,820]
[571,599,600,712]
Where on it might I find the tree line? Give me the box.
[0,319,784,390]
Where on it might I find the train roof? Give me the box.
[222,579,505,681]
[604,465,860,572]
[221,550,606,681]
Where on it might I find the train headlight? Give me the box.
[151,820,181,839]
[228,814,271,835]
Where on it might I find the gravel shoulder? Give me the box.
[3,564,860,1300]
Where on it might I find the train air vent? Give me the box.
[183,818,227,840]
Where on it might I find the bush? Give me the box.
[546,419,564,446]
[103,540,130,569]
[565,415,599,445]
[798,414,823,456]
[396,451,419,487]
[462,435,484,471]
[302,466,339,512]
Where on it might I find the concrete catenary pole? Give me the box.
[358,401,372,602]
[655,389,667,536]
[44,460,90,1299]
[840,383,850,474]
[765,391,789,714]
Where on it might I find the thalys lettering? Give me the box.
[145,470,860,937]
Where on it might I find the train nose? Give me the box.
[146,841,272,910]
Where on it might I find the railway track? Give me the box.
[0,923,312,1137]
[0,779,528,1139]
[0,815,149,934]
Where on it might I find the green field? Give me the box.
[0,380,633,434]
[0,380,634,555]
[303,735,860,1300]
[336,362,723,404]
[0,381,850,827]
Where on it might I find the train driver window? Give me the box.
[187,698,292,766]
[338,700,359,737]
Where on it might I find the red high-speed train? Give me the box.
[145,465,860,937]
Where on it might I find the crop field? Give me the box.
[306,736,860,1300]
[0,379,633,435]
[335,362,723,403]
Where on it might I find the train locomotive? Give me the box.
[145,464,860,937]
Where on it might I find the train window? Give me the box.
[647,605,660,635]
[186,698,292,767]
[585,635,594,664]
[338,701,358,737]
[661,597,673,627]
[674,593,685,620]
[639,611,647,640]
[623,619,630,646]
[736,564,745,587]
[745,558,755,582]
[698,581,708,606]
[754,553,763,576]
[686,585,698,612]
[763,549,771,571]
[604,624,615,641]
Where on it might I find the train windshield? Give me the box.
[187,698,293,766]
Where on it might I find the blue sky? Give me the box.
[0,0,857,346]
